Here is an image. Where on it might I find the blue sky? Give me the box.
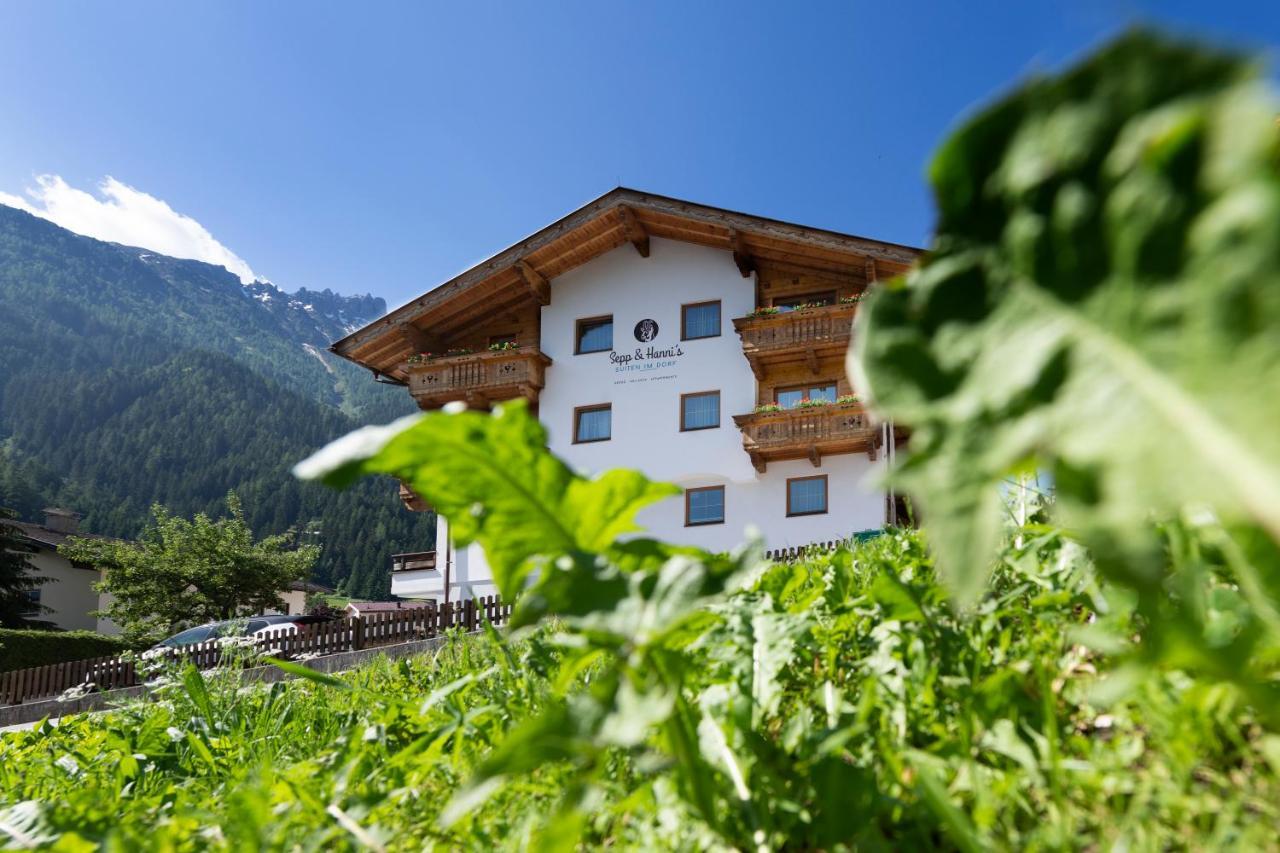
[1,1,1276,309]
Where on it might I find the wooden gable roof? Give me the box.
[330,188,922,381]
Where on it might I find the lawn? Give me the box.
[3,528,1277,850]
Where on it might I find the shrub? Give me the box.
[0,628,130,672]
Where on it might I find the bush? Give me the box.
[0,628,130,672]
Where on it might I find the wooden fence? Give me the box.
[764,531,883,562]
[0,597,511,707]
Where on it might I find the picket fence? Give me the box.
[0,597,511,707]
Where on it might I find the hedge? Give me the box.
[0,629,131,672]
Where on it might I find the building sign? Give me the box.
[611,318,683,382]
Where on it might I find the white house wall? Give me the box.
[392,237,886,600]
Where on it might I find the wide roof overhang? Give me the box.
[330,187,922,382]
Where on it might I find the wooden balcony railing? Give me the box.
[732,400,878,472]
[732,303,856,377]
[391,550,437,573]
[404,347,552,409]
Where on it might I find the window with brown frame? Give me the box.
[685,485,725,526]
[772,291,836,311]
[775,381,838,408]
[680,391,720,431]
[573,404,612,443]
[786,475,828,517]
[575,316,613,354]
[681,300,721,340]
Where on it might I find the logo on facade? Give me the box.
[633,318,659,342]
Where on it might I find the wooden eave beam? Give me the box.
[731,230,756,278]
[514,260,551,306]
[618,206,650,258]
[864,257,878,285]
[396,322,440,354]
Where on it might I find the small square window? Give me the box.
[681,301,721,340]
[686,485,725,526]
[576,316,613,354]
[776,382,838,408]
[787,476,828,517]
[574,404,612,443]
[680,391,720,431]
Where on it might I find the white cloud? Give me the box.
[0,175,259,283]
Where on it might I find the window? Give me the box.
[574,404,612,443]
[686,485,725,526]
[774,291,836,311]
[680,391,720,431]
[681,300,721,340]
[161,625,216,648]
[576,316,613,354]
[787,475,828,517]
[775,382,838,408]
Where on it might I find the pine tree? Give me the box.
[0,507,47,628]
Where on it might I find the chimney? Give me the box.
[43,507,81,534]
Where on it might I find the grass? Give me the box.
[2,528,1278,850]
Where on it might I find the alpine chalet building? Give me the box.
[331,190,919,601]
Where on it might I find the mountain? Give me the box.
[0,204,433,598]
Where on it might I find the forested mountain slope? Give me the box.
[0,204,431,597]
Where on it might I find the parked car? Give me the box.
[155,614,330,649]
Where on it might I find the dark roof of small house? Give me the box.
[287,580,334,594]
[5,520,117,551]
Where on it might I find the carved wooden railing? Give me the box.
[404,348,551,408]
[732,400,876,470]
[732,303,857,355]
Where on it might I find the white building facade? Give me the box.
[332,190,918,602]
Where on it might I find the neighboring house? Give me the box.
[330,188,920,603]
[277,580,334,616]
[4,508,331,631]
[6,508,122,635]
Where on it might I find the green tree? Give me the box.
[61,492,318,644]
[0,507,46,628]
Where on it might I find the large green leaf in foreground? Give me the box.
[850,32,1280,602]
[293,401,679,600]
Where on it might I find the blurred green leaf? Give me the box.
[851,31,1280,604]
[295,400,678,600]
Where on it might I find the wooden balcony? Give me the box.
[732,400,878,472]
[391,550,437,573]
[404,347,552,409]
[732,303,857,378]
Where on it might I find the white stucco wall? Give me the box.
[392,237,887,600]
[27,550,100,632]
